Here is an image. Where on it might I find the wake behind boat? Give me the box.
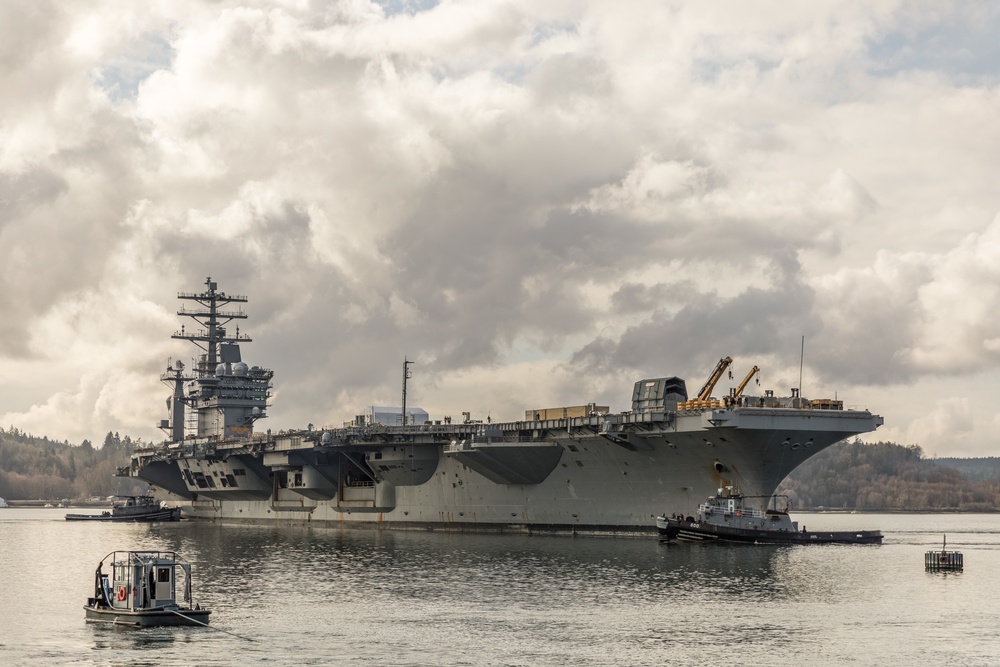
[65,495,181,522]
[657,486,883,544]
[84,550,210,627]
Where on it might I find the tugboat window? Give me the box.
[158,568,170,582]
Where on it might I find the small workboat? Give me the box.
[657,486,883,544]
[65,495,181,522]
[84,550,211,627]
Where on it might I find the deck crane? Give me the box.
[696,357,733,401]
[733,366,760,399]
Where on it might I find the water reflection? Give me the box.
[89,624,188,651]
[143,522,821,612]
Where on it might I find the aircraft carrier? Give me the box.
[121,278,883,534]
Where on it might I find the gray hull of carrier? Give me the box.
[119,278,883,534]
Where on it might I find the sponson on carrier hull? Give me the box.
[117,278,884,534]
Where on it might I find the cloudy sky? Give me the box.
[1,1,999,457]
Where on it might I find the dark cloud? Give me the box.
[572,269,816,379]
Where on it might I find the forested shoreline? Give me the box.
[0,427,146,500]
[777,441,1000,511]
[2,427,999,510]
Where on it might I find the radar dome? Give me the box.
[215,363,227,376]
[234,362,249,376]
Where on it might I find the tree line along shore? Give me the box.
[0,428,147,501]
[776,440,1000,512]
[1,427,998,511]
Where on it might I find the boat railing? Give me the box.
[701,504,765,519]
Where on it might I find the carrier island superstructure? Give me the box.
[121,278,883,534]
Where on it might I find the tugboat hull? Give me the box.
[84,600,210,627]
[657,516,883,544]
[66,508,181,522]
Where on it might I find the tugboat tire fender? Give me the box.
[117,586,127,601]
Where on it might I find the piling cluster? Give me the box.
[925,534,963,572]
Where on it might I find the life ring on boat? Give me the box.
[735,510,742,517]
[116,586,126,601]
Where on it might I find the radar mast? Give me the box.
[160,277,273,442]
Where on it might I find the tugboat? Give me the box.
[657,486,883,544]
[65,495,181,522]
[84,550,211,626]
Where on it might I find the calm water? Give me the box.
[0,510,997,666]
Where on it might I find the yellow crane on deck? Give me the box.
[733,365,760,399]
[677,357,764,411]
[675,356,735,409]
[696,356,733,401]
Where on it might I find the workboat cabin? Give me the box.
[85,551,210,627]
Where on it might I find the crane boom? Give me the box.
[697,357,733,401]
[734,366,760,398]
